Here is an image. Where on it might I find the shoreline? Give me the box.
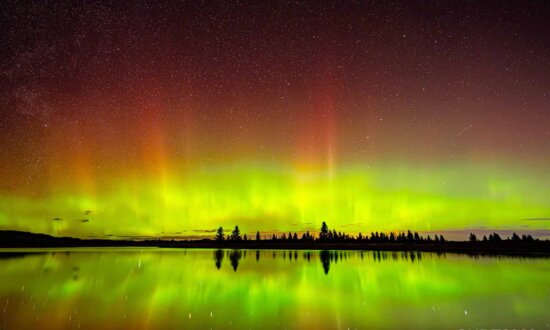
[1,230,550,257]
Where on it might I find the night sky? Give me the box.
[1,1,549,239]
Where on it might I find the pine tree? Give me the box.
[231,225,241,240]
[215,227,224,241]
[320,222,329,240]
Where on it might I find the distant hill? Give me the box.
[0,230,82,247]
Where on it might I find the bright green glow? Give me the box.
[0,249,549,329]
[0,161,549,238]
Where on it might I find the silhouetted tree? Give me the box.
[320,222,329,240]
[243,234,248,241]
[256,231,261,240]
[272,234,277,240]
[231,226,241,240]
[439,234,446,242]
[357,232,363,240]
[407,230,414,242]
[293,232,298,240]
[469,233,477,242]
[215,227,225,241]
[282,233,286,240]
[511,232,520,241]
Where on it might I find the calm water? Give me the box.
[0,248,549,329]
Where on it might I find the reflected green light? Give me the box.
[0,249,549,329]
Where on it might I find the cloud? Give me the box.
[111,235,163,240]
[340,222,363,228]
[523,218,550,221]
[192,229,217,233]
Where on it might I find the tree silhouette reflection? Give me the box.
[213,249,224,270]
[229,250,242,272]
[320,250,331,275]
[213,249,433,272]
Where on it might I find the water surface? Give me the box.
[0,248,549,329]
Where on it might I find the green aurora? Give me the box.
[1,161,549,239]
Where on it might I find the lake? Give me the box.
[0,248,548,329]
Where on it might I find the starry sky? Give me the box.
[1,1,549,239]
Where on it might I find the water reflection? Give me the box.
[1,249,549,329]
[213,249,224,269]
[320,250,330,274]
[212,249,434,274]
[229,250,242,271]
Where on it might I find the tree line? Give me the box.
[468,232,535,242]
[213,221,538,243]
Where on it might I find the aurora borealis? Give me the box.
[1,1,549,239]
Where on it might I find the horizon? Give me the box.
[3,225,548,242]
